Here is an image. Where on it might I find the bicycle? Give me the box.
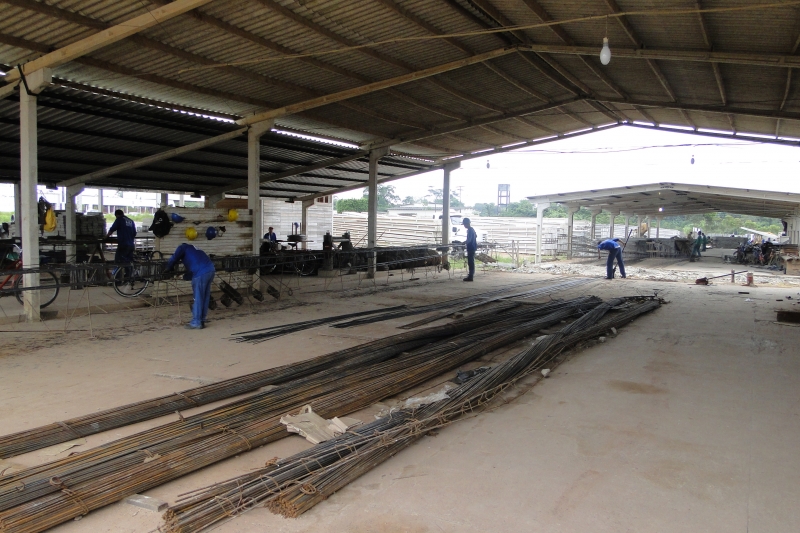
[111,250,162,298]
[0,245,60,308]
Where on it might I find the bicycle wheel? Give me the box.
[112,266,150,298]
[14,270,60,308]
[294,253,317,276]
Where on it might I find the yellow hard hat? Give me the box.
[227,209,239,222]
[185,227,198,240]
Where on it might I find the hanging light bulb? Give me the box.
[600,37,611,65]
[486,159,490,169]
[691,154,695,165]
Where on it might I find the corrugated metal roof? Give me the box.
[0,0,799,199]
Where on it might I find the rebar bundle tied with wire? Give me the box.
[0,295,600,533]
[159,296,660,532]
[0,280,585,459]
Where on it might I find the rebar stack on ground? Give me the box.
[0,281,577,458]
[0,297,598,533]
[160,297,660,532]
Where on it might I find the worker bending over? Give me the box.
[598,238,626,279]
[165,243,216,330]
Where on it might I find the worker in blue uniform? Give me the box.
[263,226,277,242]
[598,238,626,279]
[165,243,216,329]
[107,209,137,264]
[463,217,477,282]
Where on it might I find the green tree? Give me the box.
[360,185,400,212]
[402,196,416,205]
[499,200,536,217]
[450,193,464,208]
[335,198,369,213]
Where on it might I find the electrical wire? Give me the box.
[169,1,800,74]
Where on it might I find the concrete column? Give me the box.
[637,214,642,237]
[623,215,630,240]
[608,211,619,239]
[656,216,662,238]
[535,202,550,264]
[566,206,579,259]
[441,162,459,266]
[65,184,84,263]
[301,199,314,251]
[367,146,389,278]
[13,182,22,236]
[159,193,168,208]
[589,208,602,241]
[178,193,185,207]
[97,188,104,214]
[19,68,51,321]
[248,121,274,254]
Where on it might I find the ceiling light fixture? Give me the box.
[600,16,611,65]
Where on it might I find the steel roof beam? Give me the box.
[593,97,800,124]
[3,0,212,83]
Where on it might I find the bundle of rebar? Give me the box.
[160,297,660,532]
[0,297,597,533]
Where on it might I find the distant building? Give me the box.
[386,205,472,219]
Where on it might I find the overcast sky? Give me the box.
[334,125,800,208]
[2,125,800,212]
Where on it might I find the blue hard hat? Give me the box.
[205,226,217,240]
[170,213,185,223]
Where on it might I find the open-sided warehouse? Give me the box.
[1,2,799,532]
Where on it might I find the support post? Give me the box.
[13,182,22,237]
[248,121,274,255]
[566,206,579,259]
[65,184,85,263]
[589,208,602,241]
[624,215,630,239]
[637,214,643,237]
[301,199,314,251]
[656,216,662,238]
[178,193,185,207]
[19,68,51,321]
[535,202,550,264]
[160,193,168,208]
[608,211,619,239]
[441,162,460,266]
[367,146,390,278]
[97,188,104,214]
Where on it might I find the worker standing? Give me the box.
[263,226,277,242]
[107,209,137,266]
[165,243,216,330]
[690,232,702,262]
[462,217,477,282]
[597,238,626,279]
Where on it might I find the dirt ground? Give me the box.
[1,268,799,533]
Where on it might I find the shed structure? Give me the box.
[4,0,800,318]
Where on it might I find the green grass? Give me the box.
[0,211,12,223]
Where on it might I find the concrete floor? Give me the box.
[1,269,798,533]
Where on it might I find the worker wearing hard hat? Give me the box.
[462,217,477,282]
[597,238,626,279]
[165,243,216,329]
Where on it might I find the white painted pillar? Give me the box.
[97,188,104,214]
[13,182,22,237]
[608,211,619,239]
[248,121,274,254]
[442,162,459,265]
[589,208,602,241]
[656,216,662,238]
[637,214,642,238]
[178,193,185,207]
[624,215,630,240]
[65,184,84,263]
[367,147,389,278]
[19,68,51,321]
[301,199,314,251]
[566,206,579,259]
[535,202,550,264]
[159,193,168,208]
